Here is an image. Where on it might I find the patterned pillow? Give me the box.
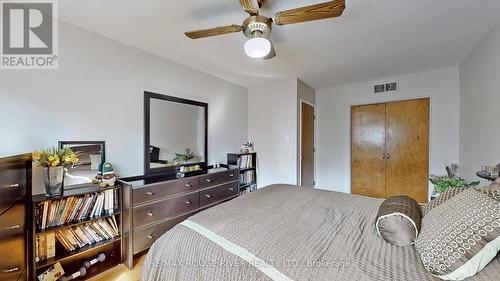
[376,195,421,246]
[422,187,500,217]
[415,189,500,280]
[422,187,467,217]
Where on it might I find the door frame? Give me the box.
[349,97,432,198]
[299,99,316,187]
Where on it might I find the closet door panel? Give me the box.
[351,104,386,198]
[385,98,429,203]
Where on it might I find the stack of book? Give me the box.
[238,154,253,169]
[240,170,255,185]
[35,190,118,230]
[54,216,119,252]
[35,232,56,262]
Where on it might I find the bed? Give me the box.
[142,184,500,281]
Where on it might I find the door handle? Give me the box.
[2,183,19,189]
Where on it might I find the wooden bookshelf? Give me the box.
[227,152,257,194]
[31,184,122,280]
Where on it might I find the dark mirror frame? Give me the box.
[144,91,208,175]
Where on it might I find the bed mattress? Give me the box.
[142,184,500,281]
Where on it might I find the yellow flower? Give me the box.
[48,156,55,162]
[32,151,41,160]
[51,159,60,166]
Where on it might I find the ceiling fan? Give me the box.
[185,0,346,59]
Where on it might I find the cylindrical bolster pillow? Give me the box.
[375,195,422,246]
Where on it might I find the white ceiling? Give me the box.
[59,0,500,90]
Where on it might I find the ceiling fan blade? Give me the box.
[274,0,345,26]
[239,0,259,15]
[185,25,242,39]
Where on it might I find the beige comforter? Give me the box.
[142,184,500,281]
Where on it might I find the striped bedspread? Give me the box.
[142,184,500,281]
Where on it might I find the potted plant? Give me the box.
[173,148,194,163]
[429,164,480,196]
[33,147,79,197]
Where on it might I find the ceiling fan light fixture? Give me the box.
[244,36,271,58]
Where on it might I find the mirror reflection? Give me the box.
[149,98,206,169]
[59,141,105,187]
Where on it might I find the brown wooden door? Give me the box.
[351,103,387,198]
[301,102,315,187]
[385,98,429,203]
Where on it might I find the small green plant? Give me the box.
[429,164,480,194]
[173,148,194,162]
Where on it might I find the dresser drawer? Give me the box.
[133,177,199,205]
[0,168,26,206]
[0,203,25,239]
[200,181,238,207]
[133,213,191,254]
[0,236,25,281]
[133,192,199,229]
[199,170,238,188]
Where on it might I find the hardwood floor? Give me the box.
[88,255,145,281]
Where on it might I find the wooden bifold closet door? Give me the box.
[351,98,429,203]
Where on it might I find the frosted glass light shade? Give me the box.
[244,37,271,58]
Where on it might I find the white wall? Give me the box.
[460,20,500,184]
[316,68,461,196]
[248,79,298,188]
[0,22,248,194]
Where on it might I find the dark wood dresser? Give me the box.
[0,154,32,281]
[120,166,239,269]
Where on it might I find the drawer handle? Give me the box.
[205,194,213,198]
[185,201,192,205]
[185,183,192,187]
[205,178,212,182]
[228,173,234,177]
[147,234,154,239]
[147,210,153,216]
[229,188,234,191]
[6,224,21,230]
[146,191,154,196]
[2,267,19,273]
[3,183,19,188]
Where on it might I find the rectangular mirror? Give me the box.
[144,91,208,175]
[58,141,105,187]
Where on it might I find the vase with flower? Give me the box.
[33,147,79,197]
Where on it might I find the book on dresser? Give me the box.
[227,152,258,194]
[31,184,122,281]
